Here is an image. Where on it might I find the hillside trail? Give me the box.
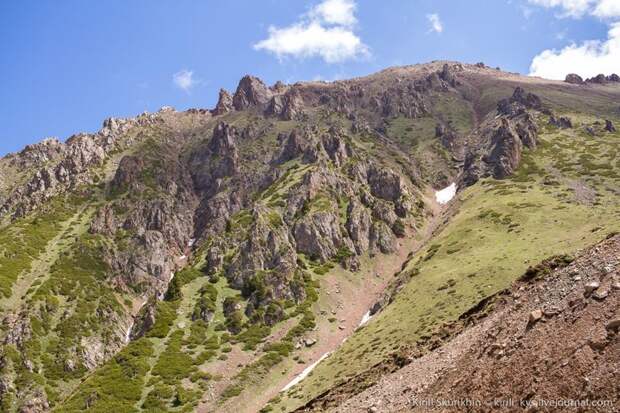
[207,184,458,413]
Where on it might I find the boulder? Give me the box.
[564,74,584,84]
[586,74,607,84]
[528,309,543,325]
[549,115,573,129]
[584,281,600,295]
[606,319,620,332]
[605,120,616,133]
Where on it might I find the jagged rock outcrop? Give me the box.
[190,122,240,198]
[485,118,525,179]
[438,63,460,87]
[266,89,305,120]
[369,220,396,254]
[463,88,540,184]
[130,302,157,340]
[8,138,65,169]
[497,87,543,116]
[1,112,162,218]
[212,88,234,115]
[345,201,372,254]
[294,210,347,261]
[232,75,273,110]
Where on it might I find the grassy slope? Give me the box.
[271,113,620,412]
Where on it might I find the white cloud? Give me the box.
[528,0,620,18]
[310,0,357,26]
[253,0,368,63]
[173,70,195,92]
[426,13,443,33]
[529,22,620,79]
[593,0,620,18]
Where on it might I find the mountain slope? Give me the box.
[0,61,618,413]
[298,234,620,412]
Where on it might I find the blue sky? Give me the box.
[1,0,618,156]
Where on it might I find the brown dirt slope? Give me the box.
[297,233,620,412]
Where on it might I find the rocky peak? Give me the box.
[212,88,233,115]
[232,75,273,110]
[10,137,65,169]
[271,80,288,93]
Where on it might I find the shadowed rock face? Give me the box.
[462,87,540,185]
[111,155,144,192]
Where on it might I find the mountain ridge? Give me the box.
[0,61,618,413]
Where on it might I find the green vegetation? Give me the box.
[0,195,82,298]
[57,339,154,413]
[273,117,620,411]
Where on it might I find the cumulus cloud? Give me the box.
[592,0,620,18]
[253,0,368,63]
[310,0,357,26]
[529,22,620,79]
[173,70,195,92]
[426,13,443,33]
[528,0,620,18]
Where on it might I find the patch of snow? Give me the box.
[188,238,196,247]
[281,352,331,392]
[179,254,187,260]
[359,310,372,327]
[435,182,457,205]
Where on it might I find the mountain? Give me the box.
[0,61,618,413]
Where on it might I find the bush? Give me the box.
[392,219,406,237]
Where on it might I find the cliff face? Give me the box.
[0,61,619,413]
